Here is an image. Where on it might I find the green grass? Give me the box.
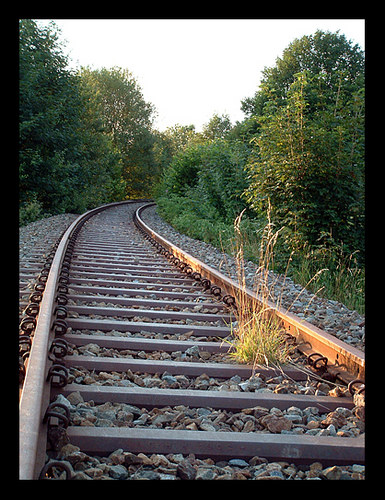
[227,310,292,366]
[156,194,365,315]
[289,245,365,315]
[222,208,293,366]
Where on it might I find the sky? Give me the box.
[36,18,365,132]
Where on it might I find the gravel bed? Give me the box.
[47,444,365,480]
[58,391,363,438]
[19,213,79,260]
[43,391,365,480]
[70,341,235,364]
[19,214,79,315]
[140,205,365,350]
[69,327,220,342]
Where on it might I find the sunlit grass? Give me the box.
[224,206,293,366]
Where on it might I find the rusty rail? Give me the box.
[134,203,365,383]
[20,200,365,479]
[19,201,146,479]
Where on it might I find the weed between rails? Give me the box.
[224,208,294,367]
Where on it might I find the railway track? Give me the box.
[19,200,365,480]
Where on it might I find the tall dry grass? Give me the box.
[225,207,293,367]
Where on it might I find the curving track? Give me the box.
[19,201,365,480]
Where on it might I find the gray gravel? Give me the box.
[19,213,79,313]
[47,439,365,480]
[19,207,365,350]
[19,208,365,480]
[19,213,79,259]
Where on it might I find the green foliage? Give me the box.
[196,140,250,222]
[159,144,201,196]
[157,194,232,247]
[202,113,232,140]
[243,31,365,262]
[155,30,365,312]
[20,19,82,213]
[78,67,157,198]
[19,20,158,223]
[19,194,50,226]
[241,30,364,117]
[156,137,253,252]
[163,124,204,155]
[159,139,250,224]
[290,243,365,314]
[19,20,124,218]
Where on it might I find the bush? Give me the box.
[160,145,202,196]
[244,72,364,261]
[158,139,251,227]
[157,194,230,247]
[19,196,51,226]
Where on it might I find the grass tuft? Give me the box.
[225,205,293,367]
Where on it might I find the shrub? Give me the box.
[19,196,50,226]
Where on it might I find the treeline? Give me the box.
[155,30,365,311]
[157,31,364,258]
[19,21,365,309]
[19,19,162,223]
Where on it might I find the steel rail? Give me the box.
[134,203,365,382]
[19,200,146,480]
[20,200,365,480]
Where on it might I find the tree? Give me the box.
[241,30,364,117]
[202,113,232,140]
[244,70,365,257]
[160,139,250,223]
[163,124,204,155]
[76,73,124,205]
[195,140,250,222]
[241,30,365,260]
[19,20,123,220]
[20,19,84,213]
[79,67,157,197]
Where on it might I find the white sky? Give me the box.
[36,18,365,132]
